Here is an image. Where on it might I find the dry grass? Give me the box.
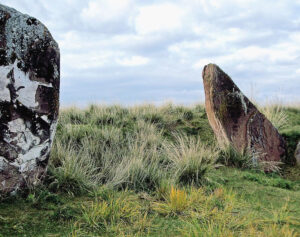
[260,103,289,130]
[49,104,218,193]
[163,134,219,185]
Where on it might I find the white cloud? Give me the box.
[193,44,299,71]
[81,0,132,23]
[63,51,114,70]
[290,32,300,43]
[1,0,300,104]
[116,56,149,66]
[193,59,214,70]
[135,3,185,35]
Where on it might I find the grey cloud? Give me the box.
[1,0,300,105]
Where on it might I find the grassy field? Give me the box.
[0,103,300,236]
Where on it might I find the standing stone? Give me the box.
[202,64,286,166]
[0,4,59,195]
[295,142,300,165]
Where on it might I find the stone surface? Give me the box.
[0,4,59,194]
[202,64,286,165]
[295,142,300,165]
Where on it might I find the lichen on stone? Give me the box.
[0,3,60,195]
[232,89,248,115]
[202,63,287,169]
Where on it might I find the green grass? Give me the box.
[1,168,299,236]
[0,103,299,236]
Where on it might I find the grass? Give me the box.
[0,103,299,236]
[163,134,219,185]
[48,103,217,193]
[259,103,289,130]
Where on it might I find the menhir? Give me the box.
[0,4,59,195]
[202,64,287,169]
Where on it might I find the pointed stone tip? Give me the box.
[205,63,217,67]
[202,63,218,80]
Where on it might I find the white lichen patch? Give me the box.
[0,65,12,102]
[53,63,59,81]
[12,60,53,108]
[41,115,50,123]
[5,118,41,151]
[232,88,248,115]
[0,156,9,172]
[16,142,49,173]
[2,116,58,175]
[3,117,56,173]
[49,121,58,149]
[0,60,53,109]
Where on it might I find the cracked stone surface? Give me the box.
[0,4,59,195]
[202,64,287,167]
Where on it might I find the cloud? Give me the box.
[1,0,300,105]
[81,0,132,23]
[135,3,185,35]
[116,56,149,66]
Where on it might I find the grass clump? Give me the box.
[164,134,219,186]
[218,144,285,173]
[79,193,142,232]
[49,140,101,195]
[260,104,289,130]
[76,190,152,236]
[218,144,252,168]
[153,186,190,216]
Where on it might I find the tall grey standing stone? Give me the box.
[0,4,59,195]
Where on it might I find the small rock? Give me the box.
[295,142,300,165]
[202,64,286,166]
[0,4,60,195]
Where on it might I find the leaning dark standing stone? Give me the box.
[202,64,287,167]
[0,4,59,195]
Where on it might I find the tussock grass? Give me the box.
[1,103,299,236]
[49,103,218,193]
[260,104,289,131]
[48,103,299,193]
[79,192,142,231]
[49,140,101,194]
[164,134,219,185]
[218,144,252,168]
[153,186,190,216]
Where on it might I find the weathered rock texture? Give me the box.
[0,4,59,195]
[202,64,286,165]
[295,142,300,165]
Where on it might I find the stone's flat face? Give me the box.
[295,142,300,165]
[0,4,59,194]
[202,64,286,165]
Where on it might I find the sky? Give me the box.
[1,0,300,106]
